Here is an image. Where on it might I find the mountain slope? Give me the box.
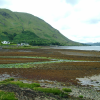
[0,8,82,46]
[86,42,100,46]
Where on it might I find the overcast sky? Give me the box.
[0,0,100,43]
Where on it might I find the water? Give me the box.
[76,74,100,90]
[50,46,100,51]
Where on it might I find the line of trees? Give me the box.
[29,39,61,46]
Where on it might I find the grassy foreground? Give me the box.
[0,90,18,100]
[0,78,85,100]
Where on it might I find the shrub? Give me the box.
[33,87,62,95]
[79,95,83,98]
[62,88,72,92]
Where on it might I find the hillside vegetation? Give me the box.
[0,8,82,46]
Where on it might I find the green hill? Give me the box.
[0,8,82,46]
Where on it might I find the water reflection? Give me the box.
[76,74,100,90]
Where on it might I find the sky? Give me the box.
[0,0,100,43]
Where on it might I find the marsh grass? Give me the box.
[9,81,40,89]
[0,78,40,89]
[79,95,83,98]
[0,90,18,100]
[0,78,67,99]
[33,87,62,95]
[3,77,14,81]
[62,88,72,92]
[0,78,15,85]
[0,78,93,99]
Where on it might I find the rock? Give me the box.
[95,81,99,84]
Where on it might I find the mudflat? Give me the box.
[0,48,100,99]
[0,48,100,85]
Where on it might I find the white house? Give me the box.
[1,41,10,44]
[20,43,29,46]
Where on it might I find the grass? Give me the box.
[2,46,42,49]
[0,78,68,99]
[0,79,40,89]
[62,88,72,92]
[3,77,14,81]
[0,90,18,100]
[0,78,69,98]
[33,87,62,95]
[0,78,15,85]
[9,81,40,89]
[59,92,68,98]
[79,95,83,98]
[0,78,95,99]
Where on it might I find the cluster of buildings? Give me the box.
[1,41,10,44]
[1,41,29,46]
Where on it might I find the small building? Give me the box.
[20,43,29,46]
[1,41,10,44]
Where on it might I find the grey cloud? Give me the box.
[86,18,100,24]
[65,0,79,5]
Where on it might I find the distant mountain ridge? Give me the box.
[0,8,83,46]
[86,42,100,46]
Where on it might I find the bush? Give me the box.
[33,87,62,95]
[62,88,72,92]
[79,95,83,98]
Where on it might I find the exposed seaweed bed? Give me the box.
[0,47,100,99]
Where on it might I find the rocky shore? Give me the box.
[0,83,64,100]
[20,79,100,100]
[0,78,99,100]
[0,83,85,100]
[0,48,100,99]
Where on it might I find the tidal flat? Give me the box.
[0,47,100,99]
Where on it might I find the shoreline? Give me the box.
[0,47,100,99]
[13,78,100,100]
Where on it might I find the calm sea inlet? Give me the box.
[50,46,100,51]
